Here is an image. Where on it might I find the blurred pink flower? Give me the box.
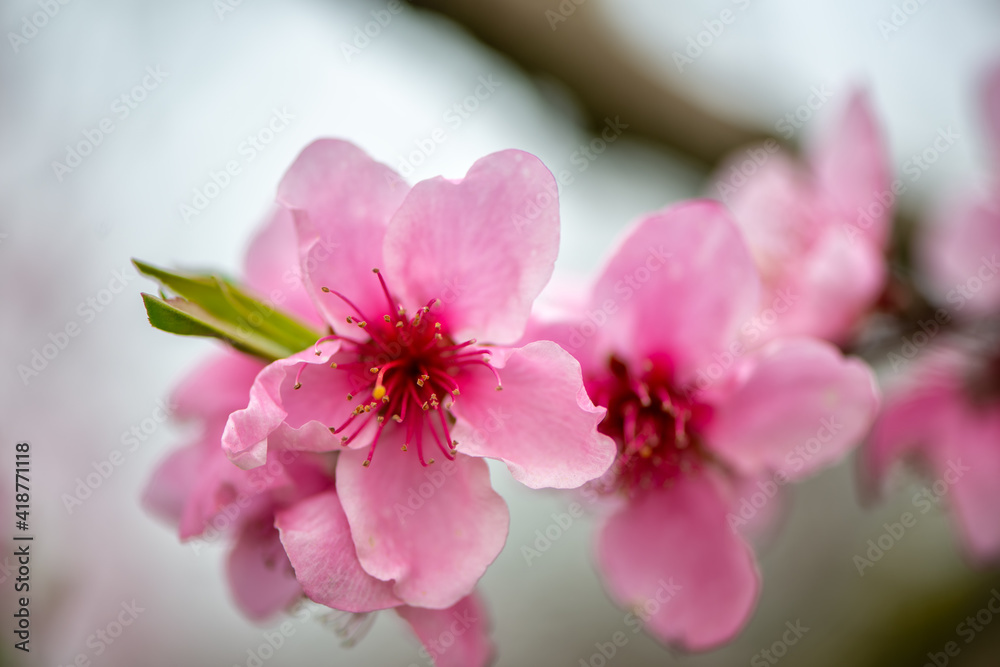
[864,64,1000,565]
[145,210,496,666]
[222,140,615,610]
[533,201,879,650]
[919,63,1000,316]
[144,349,327,620]
[864,340,1000,563]
[144,207,322,621]
[712,89,892,344]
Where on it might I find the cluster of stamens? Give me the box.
[588,356,711,495]
[294,269,501,468]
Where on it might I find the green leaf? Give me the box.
[133,259,236,314]
[134,259,322,361]
[214,278,322,352]
[141,294,297,361]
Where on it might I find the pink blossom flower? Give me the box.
[221,140,616,611]
[145,351,495,665]
[864,64,1000,565]
[533,201,879,650]
[145,210,496,666]
[144,207,322,621]
[864,340,1000,563]
[711,89,891,344]
[919,63,1000,316]
[144,349,326,621]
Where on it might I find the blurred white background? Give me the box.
[1,0,998,665]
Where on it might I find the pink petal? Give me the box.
[277,139,410,328]
[383,150,559,345]
[226,515,303,621]
[449,341,615,489]
[939,404,1000,563]
[705,338,878,481]
[243,206,322,324]
[518,268,606,377]
[519,317,606,379]
[727,473,789,546]
[920,196,1000,317]
[862,380,953,498]
[763,225,886,343]
[171,351,266,421]
[222,345,361,469]
[175,443,259,539]
[589,200,760,386]
[149,358,290,539]
[596,470,759,651]
[143,443,205,526]
[275,491,403,612]
[717,151,818,280]
[336,447,509,609]
[714,110,888,344]
[883,348,1000,560]
[712,152,883,343]
[865,350,1000,562]
[396,593,495,667]
[173,437,324,540]
[811,88,892,247]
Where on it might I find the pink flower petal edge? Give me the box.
[277,139,410,329]
[396,593,495,667]
[705,337,879,481]
[383,149,560,345]
[450,341,614,489]
[596,471,760,651]
[275,490,404,613]
[227,519,304,622]
[588,199,760,386]
[336,445,510,609]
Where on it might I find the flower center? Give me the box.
[587,355,712,496]
[300,269,500,468]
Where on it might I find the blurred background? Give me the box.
[1,0,999,665]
